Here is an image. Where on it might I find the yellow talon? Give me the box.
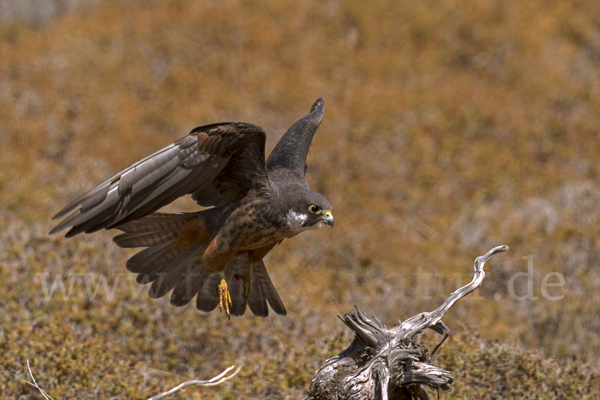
[241,263,253,309]
[218,277,232,318]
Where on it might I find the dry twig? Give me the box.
[146,364,242,400]
[24,359,55,400]
[20,358,240,400]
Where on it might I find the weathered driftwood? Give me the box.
[305,245,509,400]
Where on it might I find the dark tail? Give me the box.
[113,211,286,317]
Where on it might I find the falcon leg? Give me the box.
[241,263,253,309]
[218,271,232,318]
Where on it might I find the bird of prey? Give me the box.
[51,98,333,318]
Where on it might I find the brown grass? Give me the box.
[2,0,600,397]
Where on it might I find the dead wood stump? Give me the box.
[306,245,508,400]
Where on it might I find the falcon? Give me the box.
[51,98,333,317]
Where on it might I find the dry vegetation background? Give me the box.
[2,0,600,398]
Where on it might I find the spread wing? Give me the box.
[266,97,324,176]
[51,122,270,237]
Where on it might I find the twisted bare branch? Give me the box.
[394,245,508,341]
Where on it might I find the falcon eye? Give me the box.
[308,205,321,214]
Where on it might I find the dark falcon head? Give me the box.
[285,189,334,234]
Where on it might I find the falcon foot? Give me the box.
[218,272,232,318]
[234,264,254,309]
[242,264,253,309]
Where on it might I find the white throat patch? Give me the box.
[287,210,310,233]
[286,210,325,234]
[287,209,307,224]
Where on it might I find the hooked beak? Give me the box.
[321,211,334,227]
